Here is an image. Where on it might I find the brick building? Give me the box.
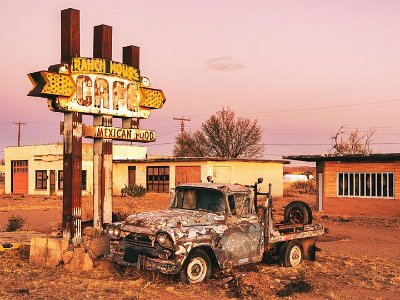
[286,154,400,217]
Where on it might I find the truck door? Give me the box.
[217,193,263,266]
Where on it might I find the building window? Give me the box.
[81,170,87,190]
[337,172,394,198]
[36,170,47,190]
[147,166,170,193]
[58,170,64,190]
[58,170,87,191]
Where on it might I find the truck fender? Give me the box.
[182,245,222,269]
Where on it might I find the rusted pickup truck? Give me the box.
[106,179,324,283]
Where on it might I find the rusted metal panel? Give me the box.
[63,112,82,245]
[123,45,140,70]
[61,9,80,64]
[93,25,112,60]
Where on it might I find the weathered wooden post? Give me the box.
[93,25,113,229]
[61,8,83,245]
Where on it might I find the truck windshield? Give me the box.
[171,188,225,213]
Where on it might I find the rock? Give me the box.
[88,236,110,258]
[67,251,85,273]
[46,258,61,269]
[83,226,95,237]
[74,247,86,254]
[47,248,62,262]
[60,239,69,252]
[29,256,46,267]
[62,251,74,264]
[82,239,91,251]
[82,253,94,271]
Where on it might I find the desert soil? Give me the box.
[0,190,399,299]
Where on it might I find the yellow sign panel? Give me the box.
[28,59,165,118]
[140,87,166,109]
[28,71,76,97]
[83,125,156,142]
[71,57,140,82]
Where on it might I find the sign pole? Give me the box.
[61,8,83,245]
[93,25,113,230]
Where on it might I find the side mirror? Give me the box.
[257,177,263,184]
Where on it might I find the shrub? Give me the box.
[6,215,26,232]
[121,184,147,197]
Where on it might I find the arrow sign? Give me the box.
[139,87,166,109]
[27,71,76,98]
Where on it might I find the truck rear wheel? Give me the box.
[180,248,211,284]
[284,201,312,224]
[280,241,303,267]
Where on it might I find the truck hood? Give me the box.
[121,208,225,234]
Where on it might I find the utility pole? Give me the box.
[173,116,191,134]
[14,122,27,146]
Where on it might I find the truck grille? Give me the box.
[124,233,153,248]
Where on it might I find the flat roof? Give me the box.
[113,156,289,164]
[284,153,400,162]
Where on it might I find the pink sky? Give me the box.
[1,0,400,160]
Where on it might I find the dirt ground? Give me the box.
[1,191,399,299]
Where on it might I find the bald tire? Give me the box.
[280,240,304,267]
[180,248,212,284]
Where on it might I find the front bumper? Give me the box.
[107,240,181,275]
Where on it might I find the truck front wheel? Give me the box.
[280,241,303,267]
[180,248,212,284]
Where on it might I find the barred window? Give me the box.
[337,172,394,198]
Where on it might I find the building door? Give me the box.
[175,166,201,186]
[147,166,170,193]
[11,160,28,194]
[49,170,56,195]
[128,166,136,185]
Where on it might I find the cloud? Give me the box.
[206,56,245,71]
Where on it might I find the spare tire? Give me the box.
[284,201,313,224]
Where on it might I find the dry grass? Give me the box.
[1,192,400,299]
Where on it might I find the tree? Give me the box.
[330,125,375,155]
[174,107,264,158]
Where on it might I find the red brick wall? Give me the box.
[323,161,400,200]
[319,160,400,216]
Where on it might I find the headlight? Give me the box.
[107,226,114,236]
[113,227,120,237]
[156,233,167,245]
